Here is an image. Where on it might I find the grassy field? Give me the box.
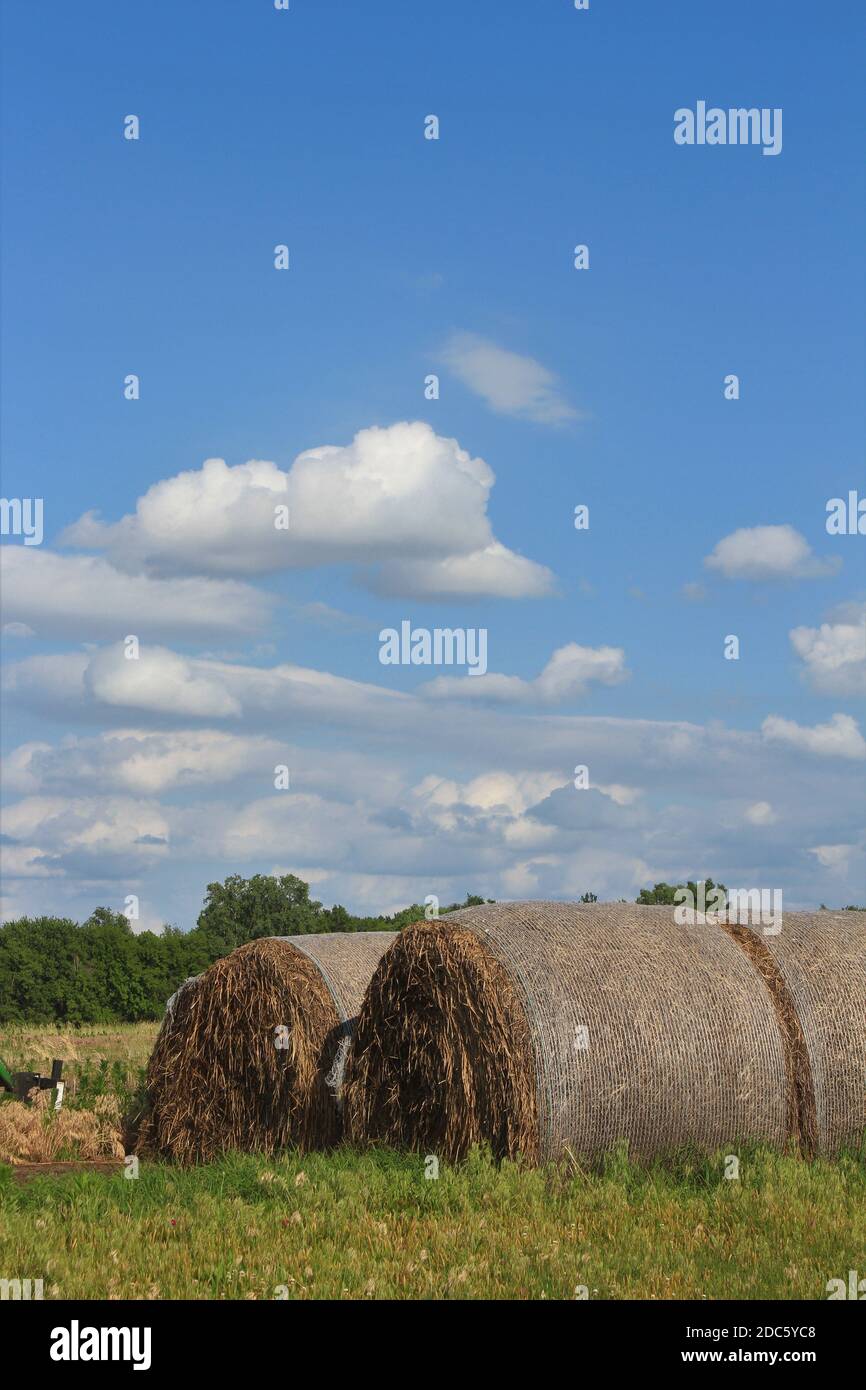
[0,1021,157,1078]
[1,1024,864,1300]
[0,1021,157,1127]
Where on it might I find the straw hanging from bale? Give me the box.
[139,931,394,1164]
[727,911,866,1155]
[344,901,858,1164]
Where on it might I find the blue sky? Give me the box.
[1,0,864,928]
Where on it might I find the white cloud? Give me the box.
[789,603,866,696]
[1,621,35,638]
[1,795,171,876]
[0,548,268,640]
[2,645,409,729]
[412,770,564,820]
[597,783,643,807]
[761,712,866,760]
[1,742,53,794]
[808,844,855,870]
[2,630,865,915]
[2,681,864,915]
[84,645,243,719]
[0,844,65,878]
[127,909,169,937]
[3,730,286,796]
[1,653,90,709]
[363,541,554,600]
[422,642,627,704]
[439,333,579,425]
[704,525,839,581]
[61,422,552,599]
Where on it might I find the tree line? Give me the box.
[0,875,489,1024]
[5,873,857,1024]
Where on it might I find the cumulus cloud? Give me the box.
[3,624,865,914]
[789,603,866,696]
[1,645,409,730]
[439,333,579,425]
[421,642,628,704]
[3,730,286,796]
[0,643,810,790]
[1,742,54,794]
[761,712,866,760]
[704,525,839,581]
[84,645,243,719]
[363,541,554,600]
[0,844,65,878]
[61,422,552,599]
[412,770,564,821]
[0,548,268,640]
[3,691,865,915]
[1,795,171,878]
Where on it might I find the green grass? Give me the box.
[0,1021,157,1123]
[2,1143,863,1300]
[3,1023,861,1300]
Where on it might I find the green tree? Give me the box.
[636,878,727,907]
[0,877,501,1023]
[190,873,324,956]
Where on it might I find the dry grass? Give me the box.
[137,939,345,1163]
[0,1022,158,1072]
[0,1090,124,1164]
[344,920,539,1163]
[720,921,819,1156]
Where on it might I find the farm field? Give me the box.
[3,1145,865,1301]
[0,1021,158,1076]
[1,1024,864,1301]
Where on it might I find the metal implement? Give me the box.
[0,1056,64,1104]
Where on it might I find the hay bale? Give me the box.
[139,931,394,1163]
[732,911,866,1154]
[344,902,798,1164]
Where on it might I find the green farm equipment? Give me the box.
[0,1055,64,1105]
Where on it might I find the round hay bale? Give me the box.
[344,901,793,1164]
[730,911,866,1154]
[139,931,394,1163]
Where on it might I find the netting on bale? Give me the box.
[344,902,799,1164]
[138,931,394,1164]
[729,911,866,1154]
